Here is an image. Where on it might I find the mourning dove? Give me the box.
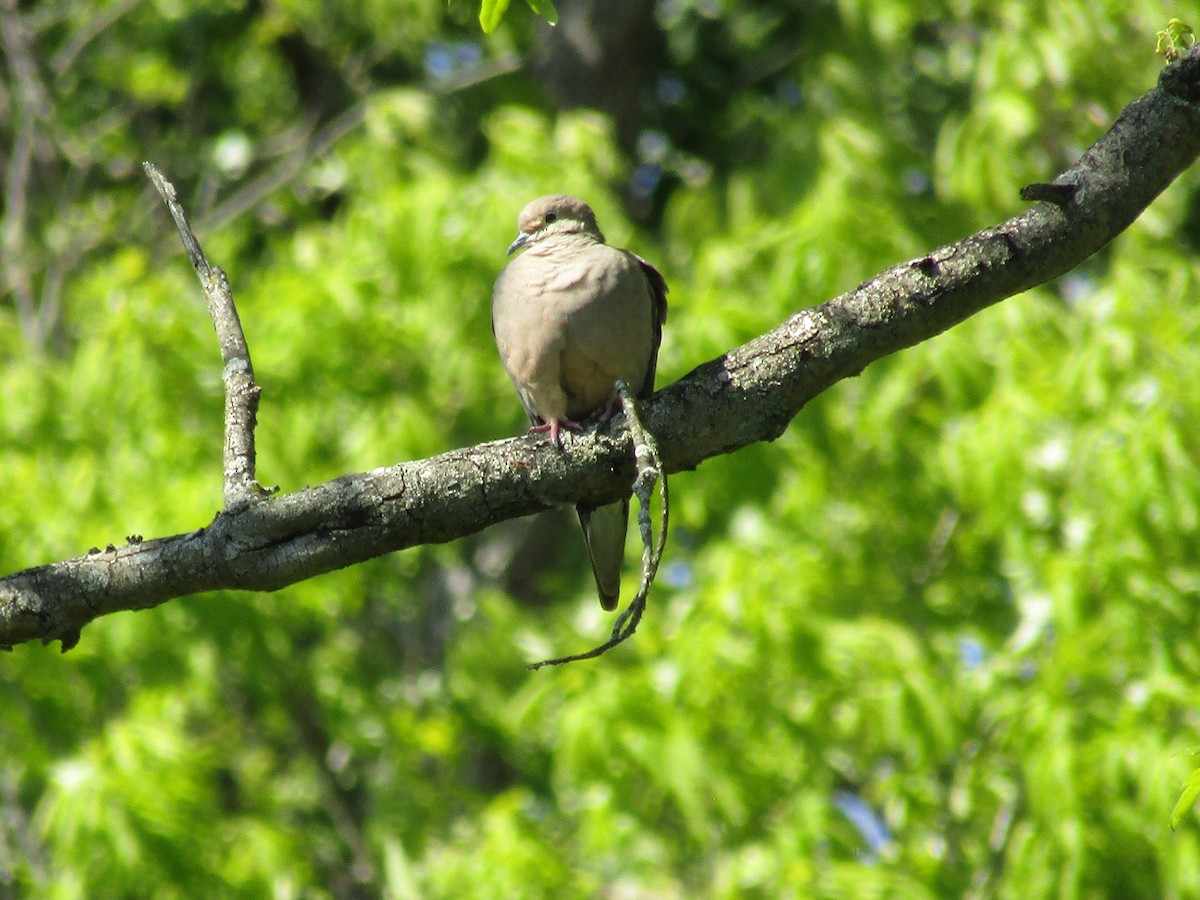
[493,195,668,610]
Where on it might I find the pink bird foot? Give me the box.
[530,418,584,448]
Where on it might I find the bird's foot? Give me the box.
[530,418,583,448]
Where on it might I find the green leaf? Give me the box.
[524,0,557,26]
[1170,766,1200,830]
[1155,18,1196,61]
[479,0,511,33]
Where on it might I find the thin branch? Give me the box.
[2,124,37,340]
[1,48,1198,651]
[144,161,262,508]
[529,381,669,668]
[35,159,87,347]
[0,0,49,345]
[0,0,50,119]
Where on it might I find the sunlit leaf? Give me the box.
[479,0,511,33]
[1171,766,1200,830]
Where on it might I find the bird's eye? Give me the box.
[543,212,558,224]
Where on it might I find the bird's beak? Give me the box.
[507,232,529,256]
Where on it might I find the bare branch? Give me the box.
[144,161,262,508]
[1,48,1198,651]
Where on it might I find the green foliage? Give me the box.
[1157,18,1197,61]
[1174,759,1200,830]
[2,0,1200,896]
[478,0,512,34]
[480,0,558,34]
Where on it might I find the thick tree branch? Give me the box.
[2,48,1199,651]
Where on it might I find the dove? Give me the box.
[492,195,668,610]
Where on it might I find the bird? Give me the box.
[492,195,668,610]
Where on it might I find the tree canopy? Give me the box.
[2,0,1199,896]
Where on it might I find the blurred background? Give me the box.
[2,0,1200,896]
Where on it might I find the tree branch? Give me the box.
[0,0,51,345]
[2,48,1198,651]
[143,162,262,508]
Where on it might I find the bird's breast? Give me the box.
[492,240,656,420]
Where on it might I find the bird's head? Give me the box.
[507,195,605,255]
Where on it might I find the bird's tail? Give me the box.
[577,500,629,611]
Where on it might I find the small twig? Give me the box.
[528,381,669,669]
[1019,181,1078,206]
[143,162,264,509]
